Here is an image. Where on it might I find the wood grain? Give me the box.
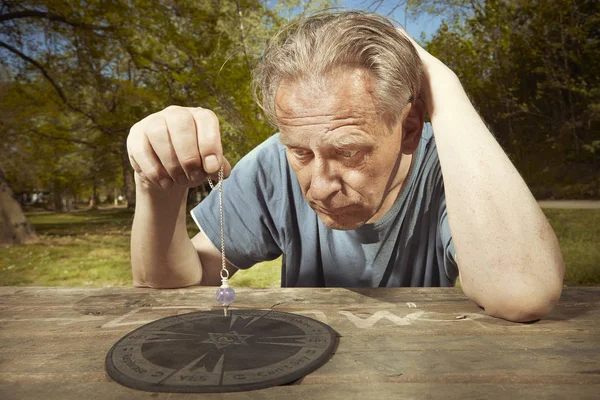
[1,287,598,399]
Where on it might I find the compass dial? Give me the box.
[106,309,337,392]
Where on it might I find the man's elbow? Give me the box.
[482,283,563,323]
[133,278,198,289]
[486,297,558,323]
[133,279,149,288]
[132,271,200,289]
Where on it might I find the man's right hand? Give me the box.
[127,106,231,191]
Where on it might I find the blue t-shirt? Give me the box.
[191,123,458,287]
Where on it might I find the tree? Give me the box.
[0,77,102,210]
[0,168,38,245]
[1,0,333,213]
[1,0,146,207]
[418,0,599,197]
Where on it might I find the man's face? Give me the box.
[275,68,413,230]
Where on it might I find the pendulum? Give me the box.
[208,166,235,316]
[207,165,235,316]
[216,271,235,316]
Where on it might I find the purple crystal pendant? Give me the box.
[216,277,235,316]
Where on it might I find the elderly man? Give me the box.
[127,12,564,322]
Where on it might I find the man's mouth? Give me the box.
[314,205,352,216]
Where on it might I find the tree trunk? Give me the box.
[64,192,73,211]
[119,142,136,209]
[0,168,39,245]
[90,179,98,210]
[52,181,70,212]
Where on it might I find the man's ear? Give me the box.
[400,99,425,155]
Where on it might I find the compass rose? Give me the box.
[106,309,337,392]
[203,331,252,349]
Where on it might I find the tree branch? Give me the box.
[0,40,100,127]
[234,0,252,72]
[0,40,68,103]
[0,10,111,30]
[27,128,97,147]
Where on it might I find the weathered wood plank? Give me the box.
[1,302,597,335]
[1,333,598,383]
[2,330,598,355]
[1,382,599,400]
[2,347,598,385]
[1,287,599,399]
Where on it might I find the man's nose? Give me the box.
[308,159,341,202]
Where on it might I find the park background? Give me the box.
[1,0,598,288]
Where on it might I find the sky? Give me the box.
[338,0,444,39]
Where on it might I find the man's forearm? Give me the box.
[131,174,202,288]
[428,67,564,322]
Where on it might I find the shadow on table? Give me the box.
[539,303,595,323]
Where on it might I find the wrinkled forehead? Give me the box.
[274,68,379,121]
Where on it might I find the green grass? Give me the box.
[0,207,597,287]
[544,209,600,286]
[230,259,281,288]
[0,208,281,288]
[0,209,134,287]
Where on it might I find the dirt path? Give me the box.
[538,200,600,209]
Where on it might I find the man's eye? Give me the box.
[291,148,311,157]
[336,149,359,158]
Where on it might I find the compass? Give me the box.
[105,309,337,392]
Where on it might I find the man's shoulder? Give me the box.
[235,133,287,178]
[228,133,293,202]
[244,133,285,160]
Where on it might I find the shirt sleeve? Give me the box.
[438,197,459,281]
[191,135,285,270]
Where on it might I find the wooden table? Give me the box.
[0,287,598,399]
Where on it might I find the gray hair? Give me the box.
[252,11,424,128]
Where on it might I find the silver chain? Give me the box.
[206,166,228,280]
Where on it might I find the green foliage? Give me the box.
[3,0,594,201]
[423,0,599,194]
[1,0,333,204]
